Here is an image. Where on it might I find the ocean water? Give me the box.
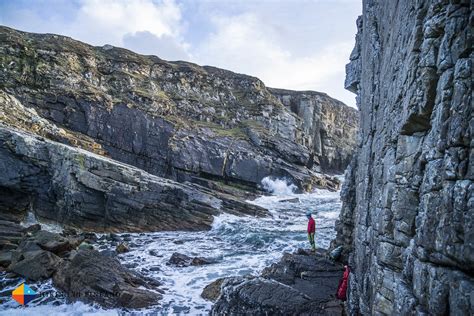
[0,177,342,315]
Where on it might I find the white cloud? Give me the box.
[1,0,359,106]
[194,13,355,106]
[67,0,187,51]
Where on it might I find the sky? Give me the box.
[0,0,361,107]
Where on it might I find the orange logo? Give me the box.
[12,283,37,305]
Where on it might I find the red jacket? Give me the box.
[307,217,315,233]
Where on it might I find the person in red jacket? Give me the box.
[306,210,316,252]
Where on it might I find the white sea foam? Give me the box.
[261,176,297,196]
[0,176,343,314]
[0,301,117,316]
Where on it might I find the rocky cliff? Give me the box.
[0,26,357,231]
[334,0,473,315]
[270,88,358,173]
[0,26,358,193]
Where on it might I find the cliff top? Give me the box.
[0,25,353,112]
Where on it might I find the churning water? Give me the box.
[0,177,342,315]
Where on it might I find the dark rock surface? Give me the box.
[0,220,161,309]
[201,278,225,302]
[116,242,129,253]
[53,249,161,309]
[333,1,473,315]
[0,124,267,232]
[0,25,355,198]
[167,252,215,267]
[206,249,344,315]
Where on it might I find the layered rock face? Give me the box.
[270,88,359,174]
[334,0,473,315]
[0,120,266,231]
[0,26,357,196]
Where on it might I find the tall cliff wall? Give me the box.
[334,0,473,314]
[270,88,359,174]
[0,26,357,196]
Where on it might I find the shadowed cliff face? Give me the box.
[270,88,359,174]
[334,1,472,315]
[0,26,357,196]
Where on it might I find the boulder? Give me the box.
[201,278,225,302]
[32,231,73,255]
[53,249,161,308]
[210,250,344,315]
[9,249,61,281]
[0,251,12,267]
[78,242,94,250]
[116,242,129,253]
[211,277,324,316]
[149,250,161,257]
[22,224,42,234]
[167,252,215,267]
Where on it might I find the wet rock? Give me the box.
[9,249,61,281]
[296,248,311,256]
[116,242,129,253]
[0,251,12,267]
[22,224,41,234]
[32,231,73,255]
[278,198,300,203]
[108,233,120,241]
[0,220,24,246]
[210,250,344,315]
[191,257,214,266]
[149,250,161,257]
[100,250,117,258]
[144,277,162,288]
[149,266,160,272]
[82,233,97,242]
[124,262,139,269]
[167,252,214,267]
[53,249,161,308]
[61,227,78,237]
[78,242,94,250]
[167,253,192,267]
[211,277,324,315]
[201,278,225,302]
[329,246,343,261]
[4,229,74,280]
[0,240,17,251]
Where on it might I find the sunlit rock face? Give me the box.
[0,26,357,195]
[334,1,472,315]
